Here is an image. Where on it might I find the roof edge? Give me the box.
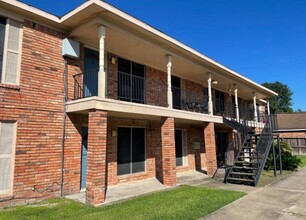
[10,0,277,97]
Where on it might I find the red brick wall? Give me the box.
[86,110,107,205]
[106,118,160,185]
[175,123,203,173]
[204,122,217,176]
[184,79,205,103]
[62,114,87,196]
[146,66,167,107]
[161,117,176,186]
[279,132,306,139]
[106,53,118,100]
[0,20,69,207]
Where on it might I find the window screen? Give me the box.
[0,122,15,194]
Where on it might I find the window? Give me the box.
[0,16,22,85]
[117,127,145,175]
[0,122,16,195]
[117,57,145,103]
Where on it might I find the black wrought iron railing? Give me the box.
[73,72,84,100]
[117,71,145,103]
[172,87,208,114]
[73,70,168,107]
[251,115,274,185]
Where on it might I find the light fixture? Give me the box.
[228,83,232,96]
[111,130,117,137]
[212,80,218,84]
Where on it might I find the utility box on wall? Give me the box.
[62,38,80,59]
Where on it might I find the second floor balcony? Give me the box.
[72,67,267,124]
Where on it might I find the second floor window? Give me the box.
[0,16,22,85]
[117,57,145,103]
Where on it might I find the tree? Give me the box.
[262,81,293,113]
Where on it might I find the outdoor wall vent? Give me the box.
[62,38,80,59]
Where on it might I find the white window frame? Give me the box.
[0,17,23,85]
[0,121,17,195]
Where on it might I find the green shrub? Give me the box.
[265,141,302,171]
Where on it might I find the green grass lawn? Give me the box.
[297,155,306,167]
[259,155,306,187]
[0,185,245,220]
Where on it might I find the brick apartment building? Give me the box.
[0,0,277,206]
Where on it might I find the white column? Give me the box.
[253,92,258,122]
[267,100,270,115]
[234,84,239,121]
[207,73,213,115]
[98,25,106,98]
[167,55,173,109]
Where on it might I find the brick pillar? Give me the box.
[204,122,217,176]
[161,117,176,186]
[86,110,107,205]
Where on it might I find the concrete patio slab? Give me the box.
[66,170,216,206]
[66,177,166,205]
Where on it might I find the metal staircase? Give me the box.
[223,115,274,186]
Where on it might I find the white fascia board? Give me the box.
[1,0,60,22]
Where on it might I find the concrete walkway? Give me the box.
[203,167,306,220]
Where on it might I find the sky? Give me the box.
[21,0,306,111]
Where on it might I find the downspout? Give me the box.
[60,59,68,197]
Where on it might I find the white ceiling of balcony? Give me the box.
[68,14,272,100]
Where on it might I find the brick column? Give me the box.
[161,117,176,186]
[204,122,217,176]
[86,110,107,205]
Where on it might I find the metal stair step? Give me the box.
[235,161,258,164]
[226,177,255,183]
[242,146,256,149]
[232,166,258,170]
[238,156,261,159]
[230,172,255,176]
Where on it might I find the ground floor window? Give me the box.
[117,127,145,175]
[0,122,16,195]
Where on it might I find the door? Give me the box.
[172,76,181,109]
[80,127,88,190]
[175,129,183,166]
[216,132,228,167]
[117,57,145,103]
[84,48,99,97]
[215,90,225,115]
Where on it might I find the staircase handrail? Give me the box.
[251,115,274,186]
[223,114,250,166]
